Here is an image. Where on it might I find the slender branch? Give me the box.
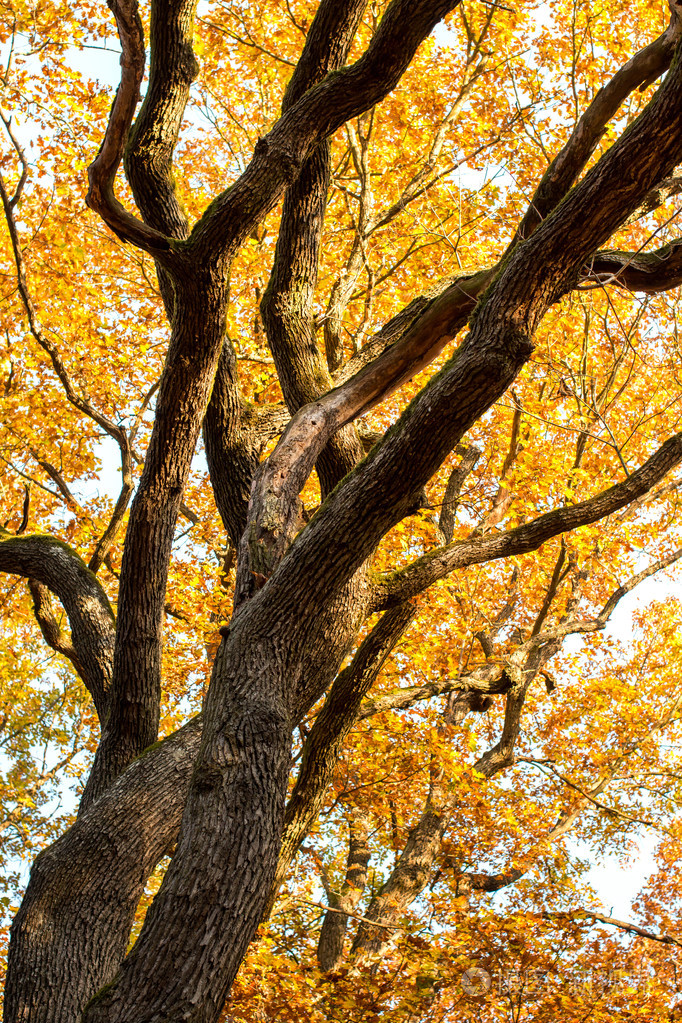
[317,810,371,970]
[28,579,85,680]
[438,444,480,544]
[0,160,135,575]
[266,601,416,912]
[529,545,682,647]
[0,108,28,208]
[300,898,406,933]
[0,173,130,450]
[562,910,682,948]
[87,471,134,574]
[373,433,682,609]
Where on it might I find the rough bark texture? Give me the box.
[5,717,202,1023]
[6,2,682,1021]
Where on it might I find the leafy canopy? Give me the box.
[2,0,682,1020]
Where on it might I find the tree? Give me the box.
[3,0,682,1018]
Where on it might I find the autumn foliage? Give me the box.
[2,0,682,1020]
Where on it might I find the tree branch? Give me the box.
[266,601,416,911]
[560,910,682,948]
[589,236,682,294]
[123,0,199,241]
[187,0,463,270]
[438,444,480,544]
[373,432,682,609]
[86,0,177,254]
[0,533,115,718]
[260,0,367,495]
[511,2,682,244]
[317,809,371,970]
[28,579,85,680]
[241,47,682,609]
[0,155,135,575]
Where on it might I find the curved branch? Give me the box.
[590,236,682,293]
[0,533,115,718]
[358,661,512,719]
[28,579,85,679]
[0,157,136,574]
[188,0,463,268]
[86,0,176,254]
[235,267,491,601]
[123,0,199,240]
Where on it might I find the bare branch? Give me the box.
[0,161,135,575]
[561,910,682,948]
[589,236,682,294]
[529,545,682,648]
[0,108,28,208]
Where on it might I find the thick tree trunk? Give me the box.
[81,626,292,1023]
[4,718,202,1023]
[5,3,682,1021]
